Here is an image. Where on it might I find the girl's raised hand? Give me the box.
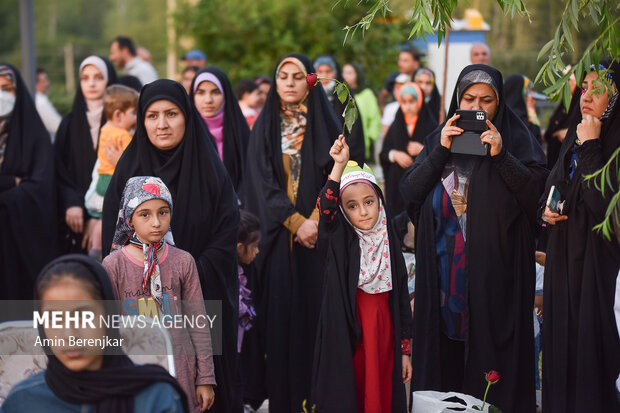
[329,135,349,166]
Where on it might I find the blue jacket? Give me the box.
[0,371,185,412]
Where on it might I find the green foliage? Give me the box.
[184,0,408,90]
[534,0,620,109]
[584,147,620,241]
[343,0,529,45]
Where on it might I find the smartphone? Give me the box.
[451,110,489,156]
[455,109,488,132]
[546,185,565,214]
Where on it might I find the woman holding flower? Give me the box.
[243,54,342,413]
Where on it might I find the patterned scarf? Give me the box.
[339,177,393,295]
[592,64,619,120]
[280,101,307,200]
[129,232,165,314]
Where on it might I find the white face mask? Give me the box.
[0,90,16,118]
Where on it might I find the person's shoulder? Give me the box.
[102,248,127,268]
[1,372,74,412]
[4,371,46,395]
[166,245,195,264]
[134,381,184,411]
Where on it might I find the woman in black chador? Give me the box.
[55,56,117,254]
[541,61,620,412]
[102,79,241,413]
[0,64,56,299]
[243,54,341,412]
[400,64,547,413]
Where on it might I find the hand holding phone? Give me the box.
[543,186,568,225]
[451,110,488,156]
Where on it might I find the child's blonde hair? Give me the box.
[103,84,139,120]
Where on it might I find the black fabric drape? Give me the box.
[242,53,342,413]
[427,84,442,122]
[380,105,437,218]
[504,74,542,143]
[54,57,117,253]
[239,261,267,410]
[101,79,241,413]
[310,181,412,413]
[0,64,56,299]
[544,89,581,169]
[190,66,249,192]
[400,64,547,413]
[36,254,189,413]
[542,61,620,413]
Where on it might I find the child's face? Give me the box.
[400,93,420,118]
[40,277,106,372]
[130,199,171,244]
[238,237,260,265]
[117,106,137,131]
[341,183,380,230]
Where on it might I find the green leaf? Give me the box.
[335,82,348,104]
[562,18,575,51]
[344,99,358,135]
[472,406,482,411]
[537,40,554,61]
[489,404,503,413]
[562,78,572,110]
[569,0,579,25]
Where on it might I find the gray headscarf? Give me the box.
[457,69,499,104]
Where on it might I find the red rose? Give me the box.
[306,73,318,90]
[485,370,500,384]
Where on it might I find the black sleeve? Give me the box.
[491,149,533,194]
[574,139,612,222]
[492,148,548,226]
[400,144,450,222]
[317,178,340,228]
[54,116,83,211]
[0,175,16,193]
[393,246,413,340]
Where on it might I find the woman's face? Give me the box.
[400,93,420,118]
[0,75,16,96]
[144,99,186,150]
[316,64,335,87]
[342,64,358,88]
[459,83,498,121]
[580,71,610,119]
[80,65,106,101]
[40,277,106,372]
[276,62,308,105]
[341,183,380,230]
[415,73,433,98]
[194,80,224,118]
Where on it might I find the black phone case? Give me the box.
[451,132,489,156]
[451,110,488,156]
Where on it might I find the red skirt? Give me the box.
[353,289,394,413]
